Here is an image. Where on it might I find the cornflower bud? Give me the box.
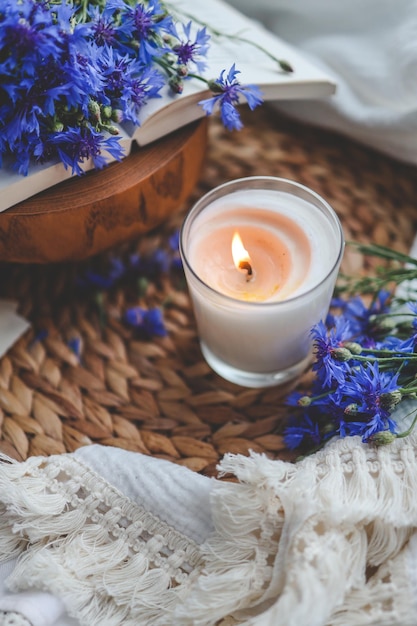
[111,109,124,124]
[102,106,112,120]
[297,396,312,407]
[52,120,64,132]
[369,431,397,446]
[380,390,402,410]
[343,341,362,355]
[88,100,101,123]
[103,125,119,136]
[207,80,224,93]
[344,403,359,416]
[169,76,184,94]
[163,34,176,45]
[278,59,294,73]
[332,347,352,361]
[177,64,188,77]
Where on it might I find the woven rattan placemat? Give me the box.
[0,106,416,476]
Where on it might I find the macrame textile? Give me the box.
[0,427,417,625]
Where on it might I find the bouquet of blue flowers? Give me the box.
[284,242,417,454]
[0,0,267,176]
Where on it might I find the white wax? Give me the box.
[190,207,311,302]
[183,187,343,376]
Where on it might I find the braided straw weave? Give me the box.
[0,106,416,476]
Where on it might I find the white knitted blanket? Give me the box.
[1,404,417,626]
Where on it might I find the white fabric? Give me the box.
[74,445,214,543]
[227,0,417,164]
[1,411,417,626]
[0,439,215,626]
[0,591,70,626]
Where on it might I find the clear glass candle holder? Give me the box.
[180,176,344,388]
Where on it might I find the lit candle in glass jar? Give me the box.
[180,177,344,388]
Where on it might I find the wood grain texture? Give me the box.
[0,119,208,263]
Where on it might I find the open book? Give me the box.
[0,0,336,213]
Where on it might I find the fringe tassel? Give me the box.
[0,454,203,626]
[2,430,417,626]
[177,432,417,626]
[329,538,417,626]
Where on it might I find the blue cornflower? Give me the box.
[97,47,164,121]
[34,52,93,116]
[285,390,306,407]
[199,64,263,131]
[284,412,323,451]
[107,257,126,282]
[382,334,417,353]
[30,328,49,346]
[341,361,400,441]
[129,249,170,277]
[169,230,179,251]
[407,301,417,330]
[88,6,118,47]
[311,318,352,388]
[168,230,182,270]
[1,101,42,149]
[98,46,133,97]
[173,22,210,74]
[72,44,105,99]
[121,67,165,122]
[314,392,358,438]
[337,291,391,343]
[68,337,82,360]
[55,4,93,54]
[49,127,123,175]
[284,284,417,452]
[0,0,61,74]
[1,0,263,177]
[79,272,114,290]
[78,257,126,290]
[124,306,167,337]
[120,0,175,64]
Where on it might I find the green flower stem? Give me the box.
[336,240,417,297]
[347,241,417,266]
[154,58,211,87]
[337,271,417,297]
[299,390,334,405]
[359,347,417,356]
[395,410,417,439]
[353,355,417,364]
[216,33,294,73]
[370,313,416,319]
[95,292,107,329]
[168,5,293,73]
[399,387,417,395]
[186,72,211,86]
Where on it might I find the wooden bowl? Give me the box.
[0,119,208,263]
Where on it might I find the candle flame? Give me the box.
[232,232,253,279]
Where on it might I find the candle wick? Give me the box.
[239,260,253,281]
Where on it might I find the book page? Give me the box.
[0,0,336,213]
[0,300,30,359]
[171,0,335,94]
[132,0,336,144]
